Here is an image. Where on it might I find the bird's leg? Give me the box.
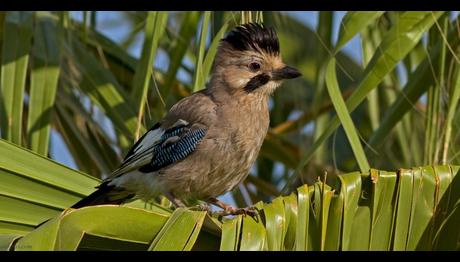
[190,202,211,212]
[164,192,210,213]
[164,192,186,208]
[207,197,258,217]
[207,197,233,211]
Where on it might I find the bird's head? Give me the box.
[211,23,301,96]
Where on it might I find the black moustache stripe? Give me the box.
[244,73,271,93]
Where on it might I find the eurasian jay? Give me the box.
[72,23,302,216]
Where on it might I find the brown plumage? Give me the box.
[71,23,302,216]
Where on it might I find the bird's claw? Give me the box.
[190,203,211,212]
[214,206,258,217]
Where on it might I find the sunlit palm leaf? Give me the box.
[27,11,63,156]
[0,11,33,145]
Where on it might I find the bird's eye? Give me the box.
[248,62,261,72]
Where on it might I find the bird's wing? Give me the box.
[138,123,207,173]
[109,119,207,178]
[109,122,164,177]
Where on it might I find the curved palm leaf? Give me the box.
[0,139,459,250]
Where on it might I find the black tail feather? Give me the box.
[71,184,133,209]
[35,184,133,229]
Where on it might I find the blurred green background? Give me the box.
[1,11,460,251]
[1,11,460,206]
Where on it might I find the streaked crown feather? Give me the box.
[222,23,280,56]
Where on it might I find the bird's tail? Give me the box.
[35,184,133,228]
[71,183,134,209]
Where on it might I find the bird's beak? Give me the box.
[272,65,302,80]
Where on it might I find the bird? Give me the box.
[71,22,302,216]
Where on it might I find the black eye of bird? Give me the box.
[248,62,261,72]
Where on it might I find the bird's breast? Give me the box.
[161,94,271,200]
[204,97,270,194]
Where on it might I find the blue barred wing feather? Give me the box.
[139,127,207,173]
[109,120,207,178]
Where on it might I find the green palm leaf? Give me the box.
[1,11,460,251]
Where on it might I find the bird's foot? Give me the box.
[205,197,258,217]
[215,206,258,217]
[190,203,211,212]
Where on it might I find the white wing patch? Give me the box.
[107,119,190,179]
[109,127,164,178]
[132,128,164,154]
[171,119,189,128]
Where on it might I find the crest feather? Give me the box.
[222,23,280,56]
